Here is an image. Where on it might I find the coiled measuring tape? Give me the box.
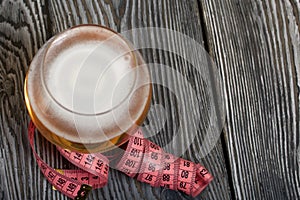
[28,121,213,199]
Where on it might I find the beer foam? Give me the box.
[42,26,138,116]
[44,41,136,115]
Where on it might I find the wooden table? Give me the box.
[0,0,299,199]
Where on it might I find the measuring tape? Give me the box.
[28,121,213,199]
[28,121,109,199]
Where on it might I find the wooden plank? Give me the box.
[200,0,300,199]
[0,0,52,199]
[45,0,231,199]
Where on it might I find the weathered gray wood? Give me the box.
[200,0,300,199]
[0,0,231,200]
[0,0,51,199]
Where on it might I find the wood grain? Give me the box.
[5,0,299,199]
[200,0,300,199]
[0,0,51,199]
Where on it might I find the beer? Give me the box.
[24,25,151,153]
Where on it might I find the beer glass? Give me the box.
[24,25,152,153]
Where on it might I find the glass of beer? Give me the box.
[24,25,152,153]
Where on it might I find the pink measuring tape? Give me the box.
[28,121,213,199]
